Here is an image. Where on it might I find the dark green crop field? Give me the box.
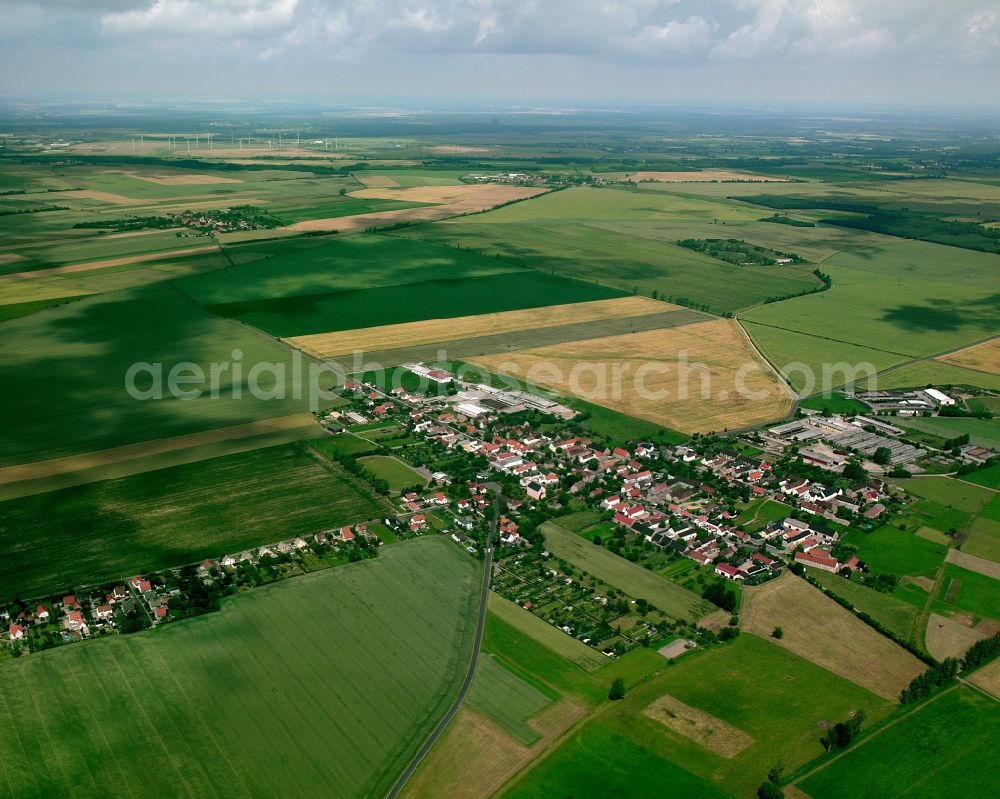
[178,233,521,304]
[0,283,316,466]
[800,687,1000,799]
[0,537,478,799]
[0,441,387,600]
[204,270,628,337]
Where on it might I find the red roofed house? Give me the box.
[8,624,24,641]
[154,607,168,620]
[339,526,355,542]
[715,563,743,580]
[35,605,50,621]
[795,549,840,573]
[95,605,114,621]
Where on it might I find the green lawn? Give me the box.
[0,442,386,601]
[502,720,730,799]
[0,537,478,799]
[800,687,999,799]
[358,454,427,492]
[541,521,714,620]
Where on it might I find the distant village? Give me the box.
[4,363,992,661]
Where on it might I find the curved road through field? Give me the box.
[385,487,499,799]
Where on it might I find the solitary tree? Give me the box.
[772,626,784,639]
[608,678,626,701]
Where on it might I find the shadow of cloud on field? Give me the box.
[881,293,1000,333]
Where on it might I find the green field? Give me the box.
[407,186,823,314]
[0,537,478,799]
[541,521,714,620]
[962,462,1000,490]
[309,432,382,458]
[179,234,521,305]
[896,416,1000,449]
[487,593,609,672]
[203,269,627,337]
[0,441,386,600]
[896,476,994,513]
[0,283,317,466]
[843,525,948,579]
[797,392,870,415]
[597,634,893,798]
[503,720,730,799]
[963,495,1000,562]
[933,563,1000,621]
[742,239,1000,389]
[358,454,427,492]
[800,687,999,799]
[466,654,554,745]
[871,358,1000,392]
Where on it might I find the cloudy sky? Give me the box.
[2,0,998,107]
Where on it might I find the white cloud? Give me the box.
[102,0,299,36]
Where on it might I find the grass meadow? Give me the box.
[0,441,387,600]
[502,721,731,799]
[800,687,999,799]
[358,454,427,492]
[599,634,893,799]
[0,538,478,799]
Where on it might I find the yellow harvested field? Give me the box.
[643,694,754,758]
[121,172,243,185]
[356,174,400,188]
[430,145,492,153]
[938,338,1000,376]
[402,699,584,799]
[286,296,676,357]
[968,657,1000,700]
[473,319,793,434]
[287,185,547,232]
[925,612,989,660]
[628,170,786,182]
[0,246,218,282]
[741,573,924,700]
[47,189,138,204]
[0,413,320,487]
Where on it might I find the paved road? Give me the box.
[385,488,499,798]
